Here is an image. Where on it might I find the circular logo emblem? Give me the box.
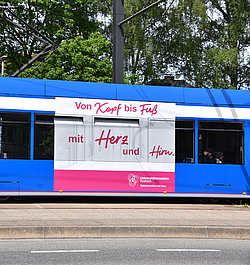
[127,174,139,187]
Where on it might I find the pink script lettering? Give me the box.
[94,102,122,116]
[95,129,129,148]
[139,104,158,116]
[149,145,174,159]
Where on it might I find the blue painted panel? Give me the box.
[0,160,54,191]
[175,164,206,193]
[117,84,185,103]
[183,87,250,106]
[0,182,20,192]
[45,79,117,99]
[0,158,248,195]
[175,163,250,194]
[206,184,232,194]
[183,88,220,105]
[0,77,46,97]
[241,120,250,192]
[140,85,185,103]
[1,77,250,108]
[225,89,250,105]
[116,84,147,101]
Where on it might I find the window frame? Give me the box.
[0,111,30,159]
[198,120,244,165]
[175,119,195,163]
[34,114,55,160]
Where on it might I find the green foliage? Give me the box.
[0,0,104,76]
[2,0,250,88]
[20,33,112,82]
[124,73,142,85]
[123,0,170,84]
[159,0,250,89]
[121,0,250,89]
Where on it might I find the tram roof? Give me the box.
[1,77,250,106]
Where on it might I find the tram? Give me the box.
[0,76,249,200]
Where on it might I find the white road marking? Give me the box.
[156,249,221,252]
[34,204,43,209]
[31,250,100,253]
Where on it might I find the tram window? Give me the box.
[34,114,54,160]
[199,121,243,164]
[0,112,30,159]
[175,120,194,163]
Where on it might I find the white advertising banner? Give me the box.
[54,97,176,193]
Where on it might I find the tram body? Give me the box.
[0,77,249,199]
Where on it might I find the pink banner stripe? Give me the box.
[54,170,175,192]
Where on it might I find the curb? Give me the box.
[0,226,250,240]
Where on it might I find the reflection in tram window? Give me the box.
[34,114,54,160]
[199,121,243,164]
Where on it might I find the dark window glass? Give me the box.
[0,112,30,159]
[199,121,242,130]
[176,120,194,129]
[175,120,194,163]
[199,121,243,164]
[94,117,139,127]
[34,114,54,160]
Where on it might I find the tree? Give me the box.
[0,0,103,76]
[122,0,250,89]
[166,0,250,89]
[2,0,250,89]
[123,0,170,84]
[20,33,112,82]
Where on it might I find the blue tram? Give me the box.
[0,76,249,199]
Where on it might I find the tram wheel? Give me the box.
[0,196,10,202]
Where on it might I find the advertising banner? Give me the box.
[54,98,176,193]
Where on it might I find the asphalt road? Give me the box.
[0,238,249,265]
